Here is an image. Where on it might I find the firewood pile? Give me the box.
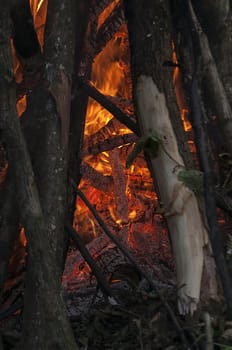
[0,1,178,342]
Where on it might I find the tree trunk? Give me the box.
[124,0,208,314]
[190,0,232,156]
[0,1,80,348]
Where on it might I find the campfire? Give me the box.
[1,0,232,349]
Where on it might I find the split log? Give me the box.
[124,0,208,315]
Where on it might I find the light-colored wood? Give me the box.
[135,75,208,314]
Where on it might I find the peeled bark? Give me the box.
[124,0,208,314]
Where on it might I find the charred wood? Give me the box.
[79,79,139,134]
[91,0,116,18]
[65,224,113,298]
[83,132,137,157]
[81,162,113,192]
[95,1,124,56]
[74,186,189,347]
[84,117,133,148]
[106,95,134,115]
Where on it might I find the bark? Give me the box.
[0,169,18,298]
[66,0,93,225]
[68,0,95,181]
[187,1,232,157]
[124,0,208,314]
[194,0,232,106]
[10,0,40,58]
[0,1,78,349]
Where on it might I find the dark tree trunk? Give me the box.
[0,0,86,348]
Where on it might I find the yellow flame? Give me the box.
[129,210,137,220]
[85,37,125,136]
[30,0,48,49]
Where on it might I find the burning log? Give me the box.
[81,162,113,192]
[109,148,129,224]
[84,132,137,156]
[95,1,124,56]
[106,95,134,115]
[65,224,113,298]
[124,0,208,315]
[79,79,139,134]
[74,187,189,347]
[91,0,117,18]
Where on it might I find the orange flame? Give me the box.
[172,43,192,132]
[98,0,120,29]
[29,0,48,49]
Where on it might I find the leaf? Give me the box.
[178,169,203,194]
[126,130,162,168]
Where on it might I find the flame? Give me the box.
[172,43,192,132]
[98,0,120,29]
[84,36,126,136]
[29,0,48,49]
[19,227,27,247]
[12,0,48,116]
